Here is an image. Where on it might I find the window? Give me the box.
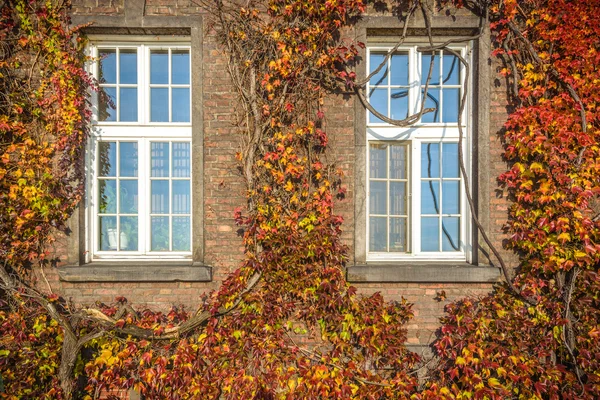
[90,40,192,258]
[366,45,470,261]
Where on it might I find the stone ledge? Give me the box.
[347,263,501,283]
[58,262,212,282]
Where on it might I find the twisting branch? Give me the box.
[79,272,262,340]
[562,267,584,392]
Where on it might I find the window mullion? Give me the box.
[413,140,421,254]
[386,145,390,252]
[168,48,173,123]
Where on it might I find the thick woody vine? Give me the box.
[1,0,600,399]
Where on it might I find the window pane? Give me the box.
[120,216,138,251]
[98,49,116,84]
[119,180,138,214]
[172,216,191,251]
[370,181,386,215]
[442,88,460,123]
[172,142,191,178]
[151,180,170,214]
[369,52,387,86]
[151,216,170,251]
[172,88,190,122]
[151,88,169,122]
[98,142,117,177]
[421,143,440,178]
[151,142,169,177]
[172,181,190,214]
[389,182,406,215]
[390,145,407,179]
[442,143,459,178]
[119,88,138,122]
[421,181,440,215]
[389,218,407,252]
[98,179,117,214]
[119,49,137,84]
[443,52,460,85]
[368,88,388,123]
[172,50,190,84]
[421,52,440,85]
[421,217,440,251]
[369,217,387,252]
[390,53,409,85]
[421,88,440,123]
[99,87,116,122]
[99,216,117,251]
[119,142,138,177]
[369,144,387,179]
[442,217,460,251]
[442,181,460,214]
[150,50,169,84]
[390,89,409,120]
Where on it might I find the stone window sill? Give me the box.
[346,262,500,283]
[57,261,212,282]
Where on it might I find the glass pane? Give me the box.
[172,181,190,214]
[421,181,440,215]
[442,217,460,251]
[369,144,387,179]
[99,216,117,251]
[390,89,409,120]
[369,217,387,252]
[421,88,440,123]
[98,179,117,214]
[119,216,138,251]
[119,142,138,177]
[390,145,407,179]
[369,52,387,86]
[389,218,407,252]
[150,50,169,84]
[151,142,170,177]
[119,87,138,122]
[442,143,459,178]
[442,181,460,214]
[390,182,406,215]
[98,49,116,84]
[442,88,460,123]
[368,88,388,123]
[172,88,190,122]
[443,52,460,85]
[172,142,191,178]
[151,216,170,251]
[421,217,440,251]
[99,87,116,122]
[390,53,409,85]
[421,51,440,85]
[98,142,117,177]
[119,49,137,84]
[172,50,190,84]
[421,143,440,178]
[172,216,191,251]
[151,88,169,122]
[370,181,387,215]
[119,180,138,214]
[151,180,170,214]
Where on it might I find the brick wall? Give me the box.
[58,0,515,350]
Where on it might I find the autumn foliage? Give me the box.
[1,0,600,399]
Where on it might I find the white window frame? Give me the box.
[86,37,193,261]
[365,44,472,262]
